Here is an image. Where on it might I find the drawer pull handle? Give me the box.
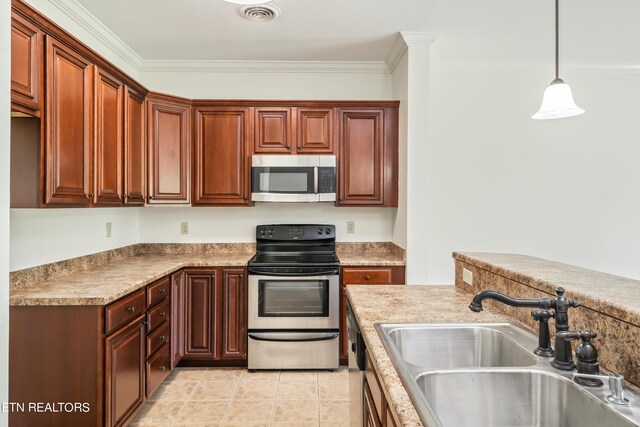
[364,275,371,280]
[126,307,136,313]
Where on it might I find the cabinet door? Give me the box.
[171,270,185,368]
[93,68,124,206]
[254,107,292,153]
[123,87,146,205]
[184,270,219,360]
[220,269,247,360]
[364,380,382,427]
[147,96,190,204]
[296,108,334,153]
[105,318,145,427]
[44,36,93,206]
[193,107,251,205]
[11,12,41,115]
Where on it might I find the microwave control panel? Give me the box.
[318,167,336,193]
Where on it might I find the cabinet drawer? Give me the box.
[146,320,170,359]
[146,343,170,398]
[147,276,170,308]
[343,268,393,285]
[105,290,146,335]
[146,298,170,333]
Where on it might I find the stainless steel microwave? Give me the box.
[251,155,336,202]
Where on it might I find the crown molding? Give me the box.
[46,0,144,71]
[432,60,640,74]
[386,31,441,72]
[140,60,392,74]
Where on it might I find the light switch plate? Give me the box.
[180,222,189,235]
[105,222,112,238]
[463,268,473,286]
[347,221,355,233]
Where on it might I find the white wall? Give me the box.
[139,205,394,243]
[10,209,139,271]
[391,52,408,250]
[1,0,11,421]
[423,66,640,283]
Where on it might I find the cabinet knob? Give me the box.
[149,195,155,200]
[160,366,166,371]
[364,275,371,280]
[159,311,166,317]
[297,145,301,149]
[126,306,136,313]
[160,335,167,342]
[159,289,166,294]
[86,193,94,199]
[121,195,126,200]
[286,145,290,149]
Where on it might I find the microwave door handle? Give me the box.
[248,332,339,342]
[313,167,318,194]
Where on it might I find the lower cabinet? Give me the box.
[339,266,405,364]
[171,270,185,368]
[183,267,247,362]
[105,317,145,427]
[364,349,398,427]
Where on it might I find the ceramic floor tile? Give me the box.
[174,401,230,424]
[222,400,274,423]
[131,400,186,424]
[318,380,349,400]
[191,380,239,401]
[221,423,270,427]
[279,370,317,382]
[319,400,349,422]
[272,399,319,423]
[317,367,348,382]
[240,370,281,381]
[147,380,199,401]
[234,380,278,399]
[174,424,221,427]
[272,423,320,427]
[276,380,318,400]
[203,368,246,382]
[167,367,208,382]
[320,423,350,427]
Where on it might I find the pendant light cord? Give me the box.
[555,0,560,82]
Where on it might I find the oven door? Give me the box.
[248,273,339,330]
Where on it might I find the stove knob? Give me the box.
[317,228,323,235]
[268,228,274,236]
[260,228,266,236]
[325,228,332,235]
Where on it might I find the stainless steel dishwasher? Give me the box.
[347,299,365,427]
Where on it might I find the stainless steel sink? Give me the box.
[385,324,537,369]
[375,322,640,427]
[417,370,636,427]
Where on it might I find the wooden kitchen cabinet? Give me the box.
[184,269,219,360]
[44,35,94,206]
[339,266,405,363]
[254,107,292,153]
[364,349,398,427]
[220,268,247,359]
[11,11,42,116]
[105,317,145,427]
[93,67,124,206]
[193,107,252,205]
[171,270,186,368]
[123,86,146,205]
[337,108,398,207]
[183,267,248,363]
[296,107,335,153]
[147,93,191,204]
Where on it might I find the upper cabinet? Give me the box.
[11,12,42,116]
[253,106,335,155]
[93,68,124,206]
[337,107,398,207]
[193,106,251,206]
[123,87,146,206]
[44,36,94,206]
[147,94,191,204]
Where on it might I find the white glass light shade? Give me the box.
[532,81,585,120]
[223,0,272,4]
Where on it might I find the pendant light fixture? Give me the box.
[532,0,584,120]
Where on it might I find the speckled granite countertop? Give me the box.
[346,285,516,427]
[454,252,640,326]
[337,242,405,266]
[10,253,251,306]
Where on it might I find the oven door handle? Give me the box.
[248,332,339,342]
[248,267,339,276]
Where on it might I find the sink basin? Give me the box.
[417,370,636,427]
[380,323,537,369]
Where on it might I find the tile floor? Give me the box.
[130,367,350,426]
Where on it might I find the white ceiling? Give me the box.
[73,0,640,64]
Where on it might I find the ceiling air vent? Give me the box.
[241,4,281,22]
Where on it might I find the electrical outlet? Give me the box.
[347,221,355,234]
[105,222,112,238]
[463,268,473,286]
[180,222,189,235]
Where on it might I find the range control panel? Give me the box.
[256,224,336,240]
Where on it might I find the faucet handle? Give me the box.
[531,309,554,357]
[555,287,581,308]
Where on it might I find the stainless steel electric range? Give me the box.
[247,224,340,370]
